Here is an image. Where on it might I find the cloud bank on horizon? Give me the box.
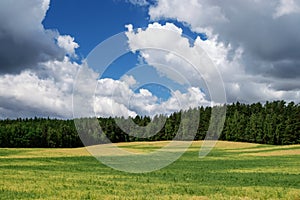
[0,0,299,118]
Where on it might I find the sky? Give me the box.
[0,0,300,119]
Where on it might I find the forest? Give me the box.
[0,100,299,148]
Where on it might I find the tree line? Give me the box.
[0,100,299,148]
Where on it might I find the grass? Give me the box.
[0,141,300,199]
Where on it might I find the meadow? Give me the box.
[1,141,300,199]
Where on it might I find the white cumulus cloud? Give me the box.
[0,57,80,118]
[125,22,300,104]
[57,35,79,57]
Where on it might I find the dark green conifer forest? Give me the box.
[0,101,299,147]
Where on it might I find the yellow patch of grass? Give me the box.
[0,147,90,159]
[213,141,260,149]
[116,141,172,147]
[246,149,300,156]
[88,140,300,156]
[88,141,194,155]
[116,140,259,151]
[227,144,300,152]
[2,141,298,159]
[43,147,90,156]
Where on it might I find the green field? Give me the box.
[1,141,300,199]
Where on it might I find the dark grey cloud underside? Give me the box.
[0,97,68,119]
[0,0,65,74]
[210,0,300,81]
[0,30,64,74]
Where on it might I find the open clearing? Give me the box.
[1,141,300,199]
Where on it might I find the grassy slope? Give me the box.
[0,141,300,199]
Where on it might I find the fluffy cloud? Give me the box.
[0,55,211,118]
[0,0,67,74]
[125,22,300,104]
[125,0,300,103]
[57,35,79,57]
[93,76,210,117]
[0,0,85,118]
[125,0,149,6]
[125,23,229,103]
[0,57,80,118]
[149,0,226,35]
[148,0,300,81]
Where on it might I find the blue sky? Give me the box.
[43,0,205,58]
[42,0,206,101]
[43,0,150,57]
